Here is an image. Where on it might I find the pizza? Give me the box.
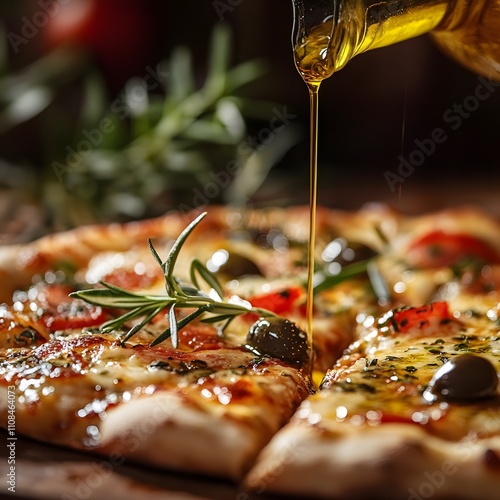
[246,300,500,499]
[1,204,499,498]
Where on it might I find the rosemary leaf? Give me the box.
[313,259,371,295]
[100,306,149,334]
[190,258,224,300]
[201,314,236,324]
[71,288,172,309]
[120,305,164,344]
[366,260,391,304]
[219,316,235,334]
[169,305,178,349]
[211,304,250,315]
[150,306,209,348]
[163,212,207,291]
[178,285,211,298]
[374,224,391,249]
[98,281,146,296]
[173,299,217,308]
[204,23,230,98]
[148,237,164,269]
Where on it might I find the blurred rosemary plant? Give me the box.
[43,24,300,226]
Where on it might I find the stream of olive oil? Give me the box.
[294,29,335,359]
[305,83,320,346]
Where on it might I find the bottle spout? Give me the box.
[291,0,360,82]
[291,0,338,82]
[292,0,338,36]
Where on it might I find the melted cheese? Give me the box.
[0,320,311,465]
[246,299,500,498]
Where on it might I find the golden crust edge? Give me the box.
[244,421,500,499]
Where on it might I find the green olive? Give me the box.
[246,317,310,368]
[208,249,262,279]
[423,354,499,403]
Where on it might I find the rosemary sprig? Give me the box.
[70,212,275,347]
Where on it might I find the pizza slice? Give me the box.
[0,309,313,479]
[0,211,323,480]
[246,299,500,498]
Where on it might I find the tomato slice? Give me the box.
[34,284,108,331]
[407,231,499,268]
[382,301,453,334]
[244,286,304,322]
[248,286,302,313]
[42,302,107,331]
[379,413,420,426]
[102,268,161,291]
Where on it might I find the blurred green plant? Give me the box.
[0,23,300,228]
[0,23,300,227]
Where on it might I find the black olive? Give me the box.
[208,249,262,279]
[321,238,377,268]
[423,354,499,403]
[247,228,291,251]
[246,317,310,368]
[14,328,38,347]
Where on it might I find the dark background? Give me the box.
[1,0,499,221]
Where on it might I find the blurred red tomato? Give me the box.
[42,0,163,88]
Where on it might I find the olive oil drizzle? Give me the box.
[306,82,320,346]
[292,7,336,368]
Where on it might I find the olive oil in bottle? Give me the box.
[293,0,500,80]
[432,0,500,79]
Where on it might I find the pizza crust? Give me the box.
[245,420,500,499]
[97,392,267,480]
[0,385,268,480]
[0,210,187,303]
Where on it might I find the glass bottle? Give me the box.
[292,0,500,83]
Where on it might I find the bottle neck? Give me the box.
[293,0,464,81]
[435,0,488,31]
[431,0,500,80]
[357,0,450,53]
